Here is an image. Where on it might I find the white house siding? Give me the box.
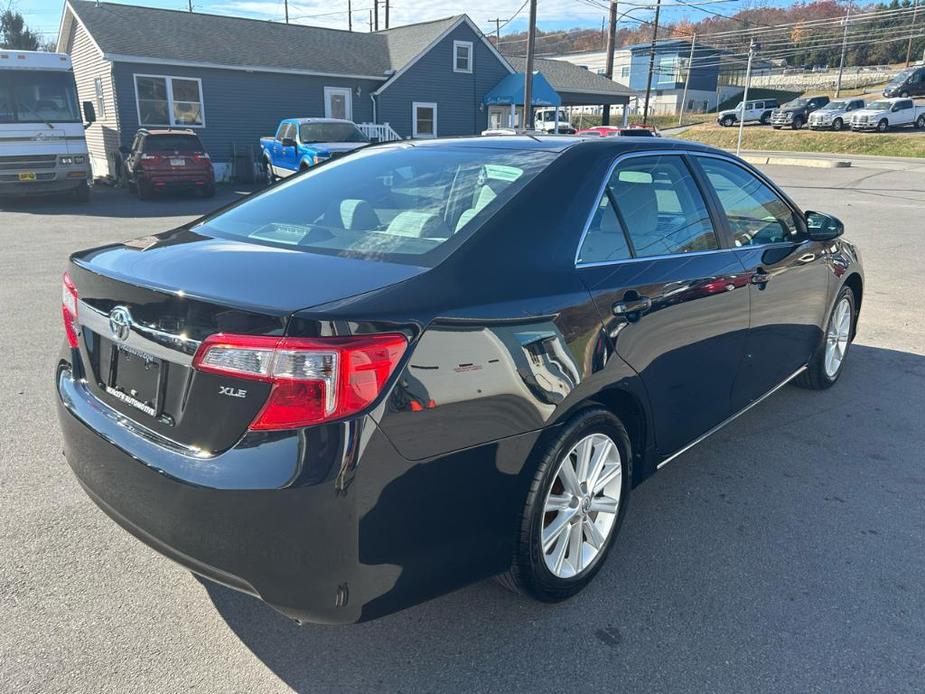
[64,19,120,178]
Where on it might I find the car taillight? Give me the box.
[194,152,210,160]
[62,272,79,348]
[192,333,407,430]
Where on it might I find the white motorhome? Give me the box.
[0,50,95,200]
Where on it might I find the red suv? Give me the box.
[121,129,215,199]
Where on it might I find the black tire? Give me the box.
[72,180,90,203]
[900,91,909,98]
[201,183,216,198]
[832,117,844,131]
[498,408,632,602]
[759,112,771,125]
[877,119,889,133]
[136,180,152,200]
[916,115,925,129]
[795,286,856,390]
[263,157,275,186]
[791,117,804,130]
[721,116,735,127]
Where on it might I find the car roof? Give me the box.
[141,128,198,136]
[288,118,356,125]
[383,135,722,156]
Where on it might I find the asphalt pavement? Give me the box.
[1,170,923,693]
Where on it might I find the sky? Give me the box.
[20,0,798,47]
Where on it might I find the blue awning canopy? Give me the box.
[483,72,561,107]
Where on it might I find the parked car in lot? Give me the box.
[849,97,925,132]
[716,99,780,127]
[883,65,925,98]
[808,98,866,131]
[57,137,863,625]
[121,129,214,199]
[770,95,830,129]
[577,126,658,137]
[260,118,368,184]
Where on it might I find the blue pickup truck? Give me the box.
[259,118,369,184]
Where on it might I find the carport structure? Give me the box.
[502,57,637,129]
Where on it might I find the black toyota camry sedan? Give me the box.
[56,136,863,624]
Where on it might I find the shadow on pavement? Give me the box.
[0,184,260,219]
[200,344,925,692]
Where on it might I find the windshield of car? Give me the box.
[0,70,80,123]
[299,122,368,143]
[783,98,808,108]
[143,134,205,152]
[868,100,892,110]
[889,69,914,84]
[197,145,555,266]
[826,100,848,110]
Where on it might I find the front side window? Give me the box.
[453,41,473,73]
[412,102,437,138]
[197,146,554,265]
[608,155,718,258]
[135,75,204,127]
[698,157,799,246]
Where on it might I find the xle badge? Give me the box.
[219,386,247,399]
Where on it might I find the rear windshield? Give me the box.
[618,129,653,137]
[144,134,204,152]
[299,122,368,143]
[197,145,555,266]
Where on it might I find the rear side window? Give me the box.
[697,157,799,246]
[199,145,554,266]
[579,155,718,263]
[143,134,204,152]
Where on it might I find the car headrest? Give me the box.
[385,211,451,239]
[324,199,379,231]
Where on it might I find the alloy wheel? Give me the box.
[824,296,852,379]
[540,433,622,579]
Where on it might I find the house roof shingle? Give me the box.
[506,57,635,98]
[66,0,462,78]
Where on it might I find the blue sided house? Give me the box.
[57,0,632,181]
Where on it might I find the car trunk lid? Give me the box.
[68,228,424,453]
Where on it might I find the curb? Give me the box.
[740,154,852,168]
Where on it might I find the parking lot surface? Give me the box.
[1,171,923,693]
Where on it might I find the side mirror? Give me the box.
[281,137,297,148]
[805,211,844,241]
[82,101,96,125]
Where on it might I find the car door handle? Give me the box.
[798,253,816,264]
[751,269,772,286]
[612,293,652,316]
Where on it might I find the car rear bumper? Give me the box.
[140,172,213,188]
[56,359,537,623]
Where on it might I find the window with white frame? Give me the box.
[134,74,204,127]
[453,40,473,73]
[93,77,106,119]
[412,102,437,138]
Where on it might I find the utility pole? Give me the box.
[374,0,378,31]
[736,38,757,157]
[906,0,919,66]
[188,0,193,11]
[835,3,850,97]
[678,32,695,126]
[602,0,618,126]
[385,0,389,29]
[348,0,352,31]
[369,8,372,31]
[284,0,289,24]
[641,0,662,126]
[489,18,502,46]
[523,0,538,129]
